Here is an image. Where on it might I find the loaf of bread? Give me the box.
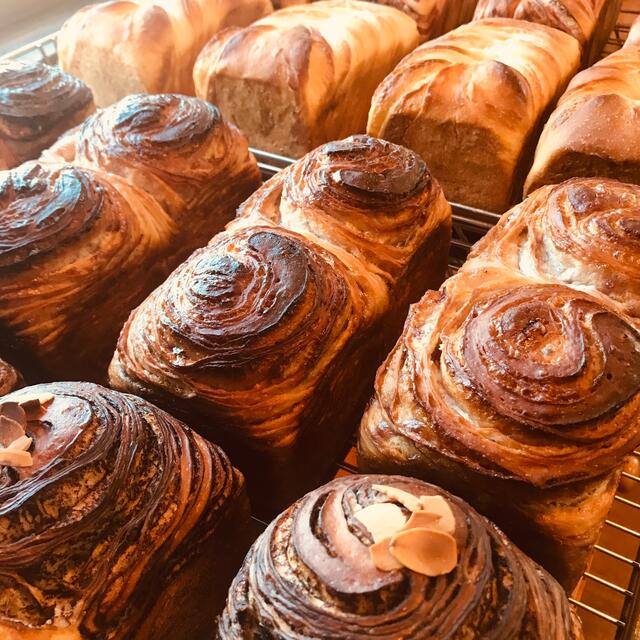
[358,178,640,591]
[218,475,583,639]
[0,61,94,170]
[194,0,419,157]
[47,93,262,263]
[0,382,249,640]
[109,135,451,514]
[57,0,274,106]
[525,18,640,194]
[270,0,478,40]
[367,18,581,212]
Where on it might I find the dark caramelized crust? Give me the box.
[468,178,640,322]
[52,93,261,260]
[0,61,94,170]
[358,267,640,589]
[0,162,175,380]
[218,475,581,639]
[0,382,248,640]
[110,135,451,514]
[0,359,21,396]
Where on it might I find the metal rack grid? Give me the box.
[3,5,640,637]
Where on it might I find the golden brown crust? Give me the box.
[0,382,249,640]
[0,162,175,380]
[109,135,451,514]
[218,475,582,639]
[525,25,640,194]
[367,18,580,212]
[57,0,274,107]
[193,0,419,157]
[0,359,22,396]
[0,61,94,170]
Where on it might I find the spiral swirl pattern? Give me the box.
[0,382,247,639]
[469,178,640,322]
[218,474,580,639]
[0,162,174,379]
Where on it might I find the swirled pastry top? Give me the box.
[218,474,580,639]
[468,179,640,323]
[0,382,244,639]
[60,93,260,217]
[110,226,377,448]
[0,360,21,396]
[231,135,450,286]
[0,61,93,141]
[524,26,640,194]
[367,18,580,177]
[473,0,597,45]
[363,268,640,488]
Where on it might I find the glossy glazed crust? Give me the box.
[473,0,597,45]
[468,178,640,323]
[525,19,640,194]
[0,359,22,396]
[358,264,640,590]
[0,162,175,381]
[57,0,274,106]
[109,135,451,514]
[0,382,249,640]
[47,94,262,262]
[0,61,95,170]
[367,18,580,212]
[193,0,419,157]
[218,475,583,639]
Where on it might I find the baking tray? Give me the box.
[3,8,640,637]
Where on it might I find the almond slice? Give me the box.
[0,402,26,427]
[0,415,25,447]
[354,503,407,543]
[389,528,457,577]
[370,537,403,571]
[372,484,422,512]
[420,495,456,534]
[402,510,444,532]
[18,393,54,418]
[8,436,32,452]
[0,448,33,467]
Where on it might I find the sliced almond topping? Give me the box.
[8,435,32,451]
[0,415,25,447]
[0,402,26,427]
[389,528,457,577]
[18,392,54,419]
[403,510,445,532]
[0,448,33,467]
[354,503,407,543]
[370,537,403,571]
[420,495,456,534]
[372,484,422,512]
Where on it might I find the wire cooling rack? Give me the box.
[3,6,640,636]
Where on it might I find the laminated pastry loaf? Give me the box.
[193,0,420,157]
[0,95,260,382]
[0,382,250,640]
[0,61,95,170]
[218,475,583,639]
[525,18,640,194]
[109,135,452,515]
[57,0,274,106]
[269,0,479,41]
[367,18,581,212]
[358,178,640,591]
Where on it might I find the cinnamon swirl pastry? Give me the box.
[218,474,583,639]
[110,136,451,513]
[358,267,640,590]
[48,93,261,260]
[0,61,94,171]
[0,359,22,396]
[0,162,175,381]
[468,178,640,323]
[0,382,249,640]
